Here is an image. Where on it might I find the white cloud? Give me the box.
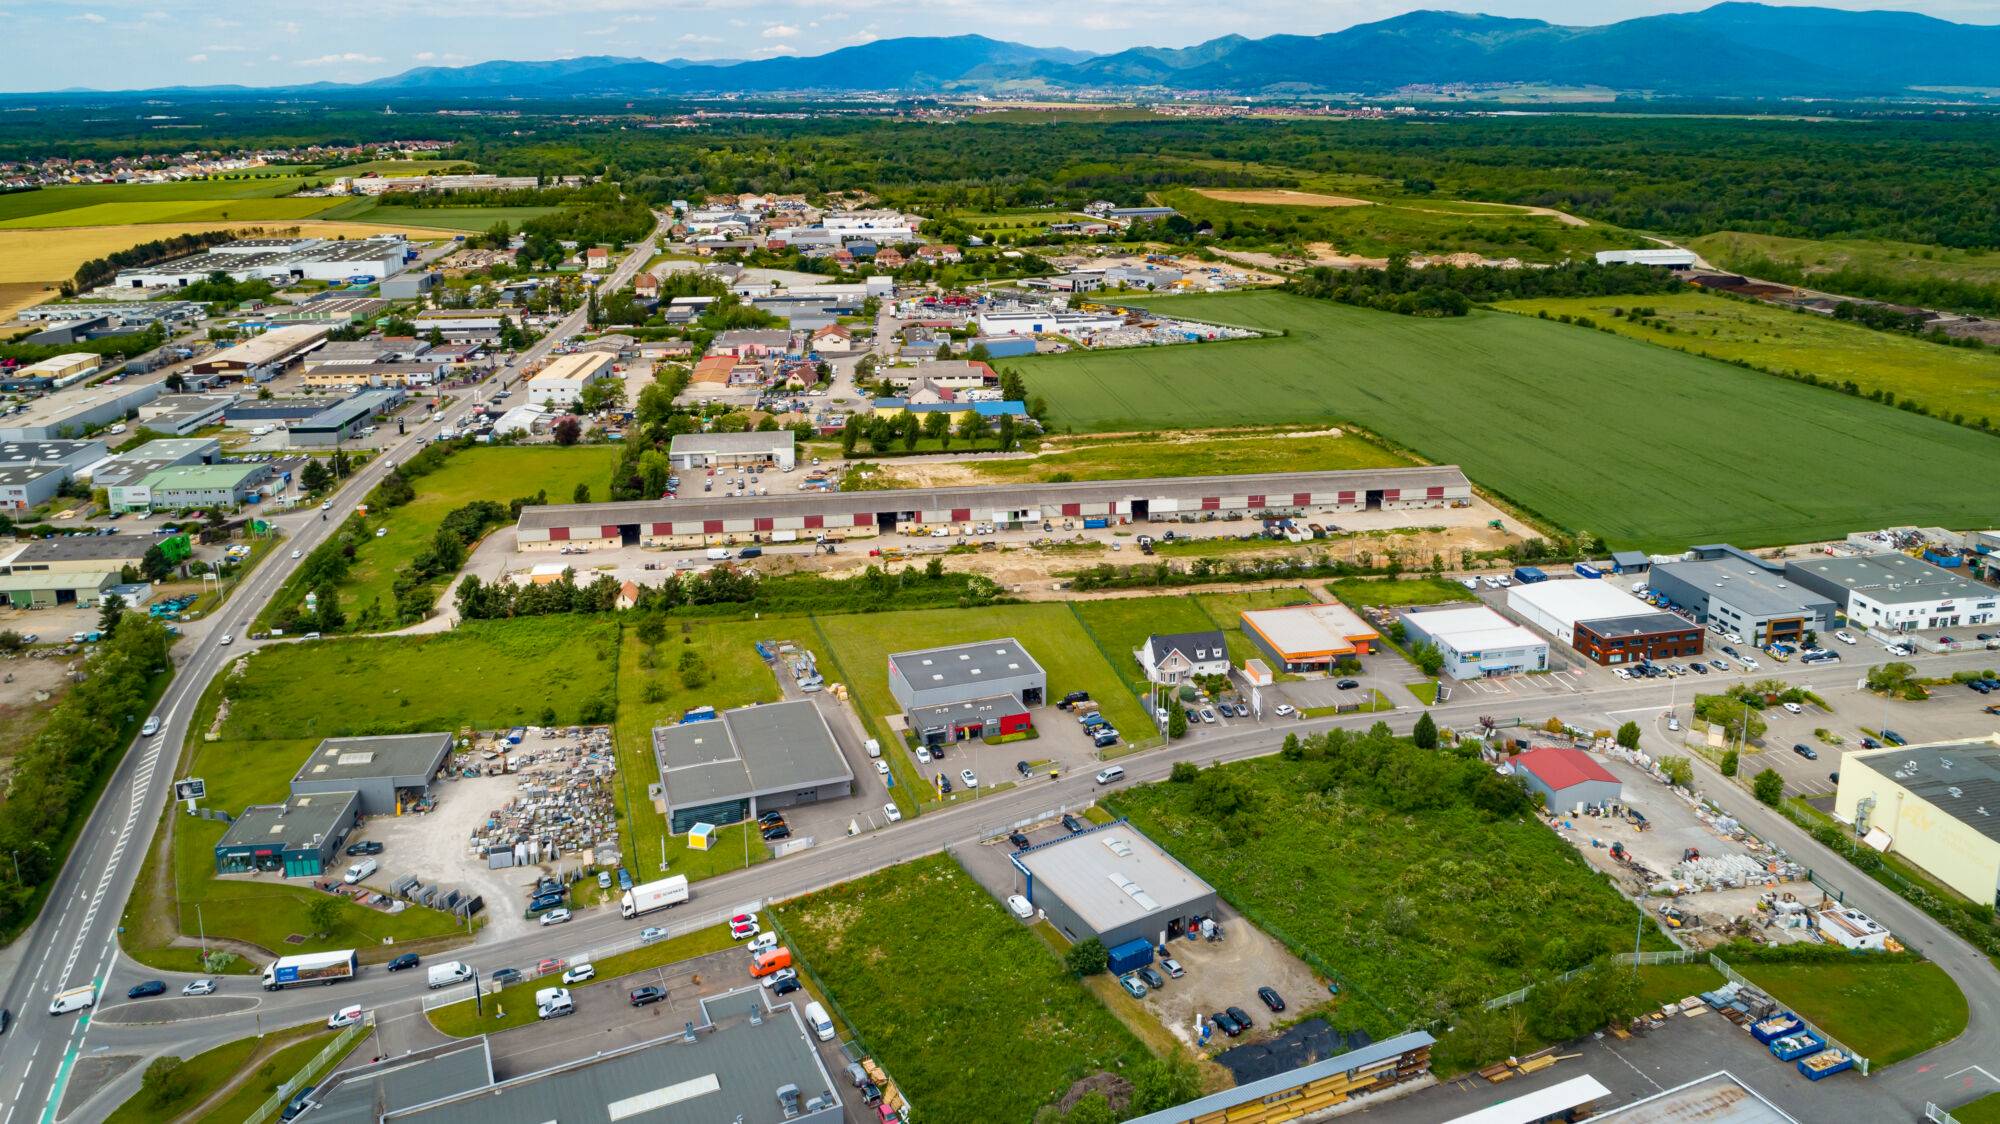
[186,52,208,63]
[762,23,800,37]
[297,51,385,65]
[754,43,799,55]
[73,11,106,22]
[678,32,722,43]
[614,13,654,23]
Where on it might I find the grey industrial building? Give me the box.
[0,439,109,474]
[1649,555,1836,646]
[134,393,237,436]
[290,733,454,816]
[289,389,405,447]
[0,379,165,442]
[888,638,1047,718]
[1783,553,1998,635]
[214,790,360,878]
[375,990,842,1124]
[84,436,222,489]
[667,431,798,472]
[1012,820,1219,949]
[299,1040,495,1123]
[653,700,854,831]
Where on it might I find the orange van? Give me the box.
[750,947,793,977]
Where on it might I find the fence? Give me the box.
[1480,949,1704,1012]
[1704,952,1870,1076]
[243,1015,370,1124]
[1925,1104,1963,1124]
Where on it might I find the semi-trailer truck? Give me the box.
[262,949,359,991]
[620,875,690,919]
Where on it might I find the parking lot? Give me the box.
[1134,907,1326,1051]
[361,769,571,943]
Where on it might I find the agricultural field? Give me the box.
[0,197,346,229]
[920,429,1415,486]
[611,619,788,882]
[1108,753,1662,1039]
[1493,291,2000,427]
[1733,955,1967,1067]
[772,855,1150,1123]
[316,158,477,177]
[1018,291,2000,551]
[1688,232,2000,291]
[0,177,322,224]
[316,199,565,231]
[1158,186,1633,263]
[815,602,1154,758]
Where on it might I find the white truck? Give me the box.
[426,961,474,990]
[620,875,690,919]
[262,949,359,992]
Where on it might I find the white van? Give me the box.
[426,961,473,990]
[343,858,378,885]
[49,985,96,1016]
[536,987,573,1020]
[804,1000,835,1042]
[1094,766,1126,785]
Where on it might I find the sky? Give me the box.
[7,0,1996,92]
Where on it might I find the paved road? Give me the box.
[0,217,668,1124]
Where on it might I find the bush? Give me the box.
[1170,761,1198,783]
[1753,768,1785,806]
[1658,756,1693,789]
[1615,721,1641,750]
[1720,748,1739,777]
[1065,938,1108,977]
[1412,712,1439,749]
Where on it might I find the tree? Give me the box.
[1167,705,1188,740]
[97,593,126,636]
[1129,1058,1202,1114]
[1720,748,1740,777]
[997,412,1018,451]
[1615,721,1641,750]
[141,1056,189,1107]
[552,416,582,446]
[573,482,591,504]
[578,378,626,414]
[1064,937,1108,977]
[954,410,985,445]
[1412,711,1439,749]
[1753,768,1785,806]
[141,543,174,581]
[1658,755,1693,788]
[1866,662,1917,694]
[300,458,331,493]
[306,893,342,937]
[922,410,951,447]
[1170,760,1198,783]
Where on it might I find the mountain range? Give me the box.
[51,5,2000,99]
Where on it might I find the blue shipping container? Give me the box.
[1106,938,1154,975]
[1574,563,1603,579]
[1083,518,1110,529]
[1514,566,1548,584]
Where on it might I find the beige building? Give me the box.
[1834,736,2000,906]
[525,352,616,407]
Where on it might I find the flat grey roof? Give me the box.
[1785,553,1996,606]
[668,431,796,455]
[1577,612,1697,639]
[9,536,150,564]
[0,464,67,486]
[1853,739,2000,845]
[292,733,453,788]
[217,791,357,852]
[1654,558,1834,618]
[1123,1032,1437,1124]
[1015,820,1213,934]
[653,700,852,808]
[0,439,101,465]
[1601,1071,1798,1123]
[302,1039,494,1123]
[517,466,1472,531]
[910,693,1027,730]
[891,638,1044,694]
[385,994,839,1124]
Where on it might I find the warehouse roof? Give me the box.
[1014,821,1213,934]
[303,1039,495,1124]
[1851,737,2000,844]
[1655,558,1836,617]
[1513,747,1618,792]
[383,993,839,1124]
[653,700,852,808]
[891,638,1043,693]
[668,431,795,456]
[0,571,120,592]
[516,466,1473,532]
[292,733,453,788]
[1577,612,1697,639]
[0,439,102,466]
[201,325,328,368]
[528,352,614,384]
[1508,578,1656,632]
[216,791,358,853]
[909,693,1027,731]
[139,463,266,491]
[1240,602,1379,659]
[7,535,151,564]
[1784,553,1995,606]
[1599,1072,1797,1123]
[0,463,69,487]
[1124,1032,1437,1124]
[1399,606,1544,652]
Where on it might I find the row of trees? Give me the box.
[1288,257,1688,318]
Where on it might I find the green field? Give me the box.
[1734,955,1967,1067]
[1019,291,2000,551]
[1326,577,1475,609]
[1688,232,2000,291]
[317,199,565,231]
[1954,1091,2000,1124]
[193,1027,354,1124]
[921,429,1413,486]
[612,621,786,882]
[772,855,1150,1122]
[1072,597,1219,692]
[1495,292,2000,427]
[106,1021,331,1124]
[1108,751,1661,1038]
[0,197,346,229]
[1158,186,1634,263]
[0,177,322,223]
[318,159,477,177]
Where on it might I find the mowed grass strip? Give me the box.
[193,1027,357,1124]
[1733,955,1967,1066]
[1494,292,2000,428]
[1018,291,2000,552]
[773,855,1149,1122]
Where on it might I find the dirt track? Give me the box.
[1196,189,1373,208]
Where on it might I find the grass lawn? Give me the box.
[106,1019,333,1124]
[1017,291,2000,552]
[223,617,620,740]
[309,445,620,629]
[772,855,1149,1122]
[1072,596,1219,692]
[1191,586,1317,669]
[1631,962,1725,1009]
[1494,291,2000,428]
[1326,577,1474,609]
[1734,956,1968,1067]
[1954,1091,2000,1124]
[429,924,735,1036]
[193,1026,356,1124]
[1407,680,1439,704]
[1109,755,1664,1036]
[1687,231,2000,293]
[611,621,785,883]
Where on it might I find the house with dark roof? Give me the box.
[1136,630,1230,685]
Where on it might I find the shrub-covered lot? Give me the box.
[1107,729,1660,1037]
[773,855,1151,1122]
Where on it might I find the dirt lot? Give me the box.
[1141,908,1326,1050]
[1196,189,1373,208]
[0,647,77,782]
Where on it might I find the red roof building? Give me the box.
[1511,747,1622,808]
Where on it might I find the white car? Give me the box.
[1006,894,1034,919]
[539,908,572,926]
[960,769,979,788]
[1459,577,1479,590]
[181,978,217,996]
[562,963,595,984]
[1666,716,1682,732]
[915,746,932,763]
[875,760,890,776]
[1782,702,1803,714]
[640,926,667,943]
[218,634,232,645]
[748,931,779,953]
[1835,631,1857,645]
[291,549,302,559]
[731,921,761,940]
[1273,704,1296,717]
[1613,668,1631,681]
[327,1004,364,1029]
[761,967,798,990]
[883,802,902,823]
[141,717,161,736]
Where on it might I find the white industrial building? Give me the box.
[1399,605,1548,679]
[113,236,409,288]
[976,308,1126,338]
[667,431,797,472]
[524,353,616,407]
[1783,553,1998,635]
[1506,579,1657,642]
[1594,248,1698,269]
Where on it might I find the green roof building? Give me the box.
[109,462,272,512]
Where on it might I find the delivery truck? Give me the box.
[426,961,474,990]
[620,875,691,919]
[263,949,359,991]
